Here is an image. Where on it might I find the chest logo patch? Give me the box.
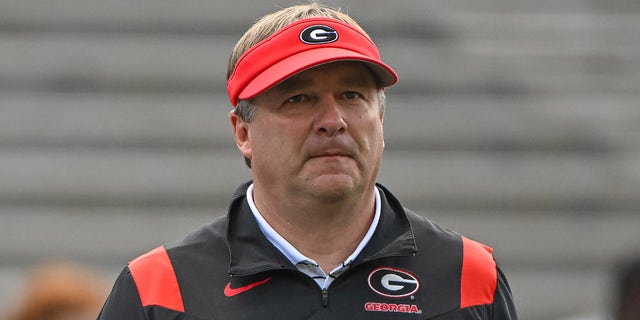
[367,267,420,298]
[224,277,272,297]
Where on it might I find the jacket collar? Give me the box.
[225,181,417,276]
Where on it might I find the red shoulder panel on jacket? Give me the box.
[128,246,185,312]
[460,236,497,308]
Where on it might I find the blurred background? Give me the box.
[1,0,639,319]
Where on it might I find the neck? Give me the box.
[252,184,377,273]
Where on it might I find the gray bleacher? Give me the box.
[1,0,639,319]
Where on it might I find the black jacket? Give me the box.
[98,182,517,319]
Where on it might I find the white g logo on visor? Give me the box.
[300,25,339,44]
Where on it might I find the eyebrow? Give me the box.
[338,73,376,88]
[272,72,375,94]
[266,63,378,98]
[269,76,314,95]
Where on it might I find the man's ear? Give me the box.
[229,110,252,161]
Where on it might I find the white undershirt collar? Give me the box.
[246,183,381,288]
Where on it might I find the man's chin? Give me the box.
[305,174,357,200]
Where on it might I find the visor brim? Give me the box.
[237,47,398,101]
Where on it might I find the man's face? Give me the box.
[232,61,385,201]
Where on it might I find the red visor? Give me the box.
[227,17,398,106]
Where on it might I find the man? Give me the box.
[98,3,517,319]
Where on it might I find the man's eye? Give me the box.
[286,95,306,103]
[344,92,361,100]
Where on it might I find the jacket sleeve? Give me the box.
[491,265,518,320]
[97,267,146,320]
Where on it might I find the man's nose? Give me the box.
[314,97,347,136]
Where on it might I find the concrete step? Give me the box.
[379,150,640,210]
[0,92,231,148]
[383,93,640,151]
[439,12,640,42]
[0,32,231,92]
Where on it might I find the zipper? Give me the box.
[321,288,329,307]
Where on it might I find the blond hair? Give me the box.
[226,3,369,79]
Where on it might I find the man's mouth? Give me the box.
[309,151,350,159]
